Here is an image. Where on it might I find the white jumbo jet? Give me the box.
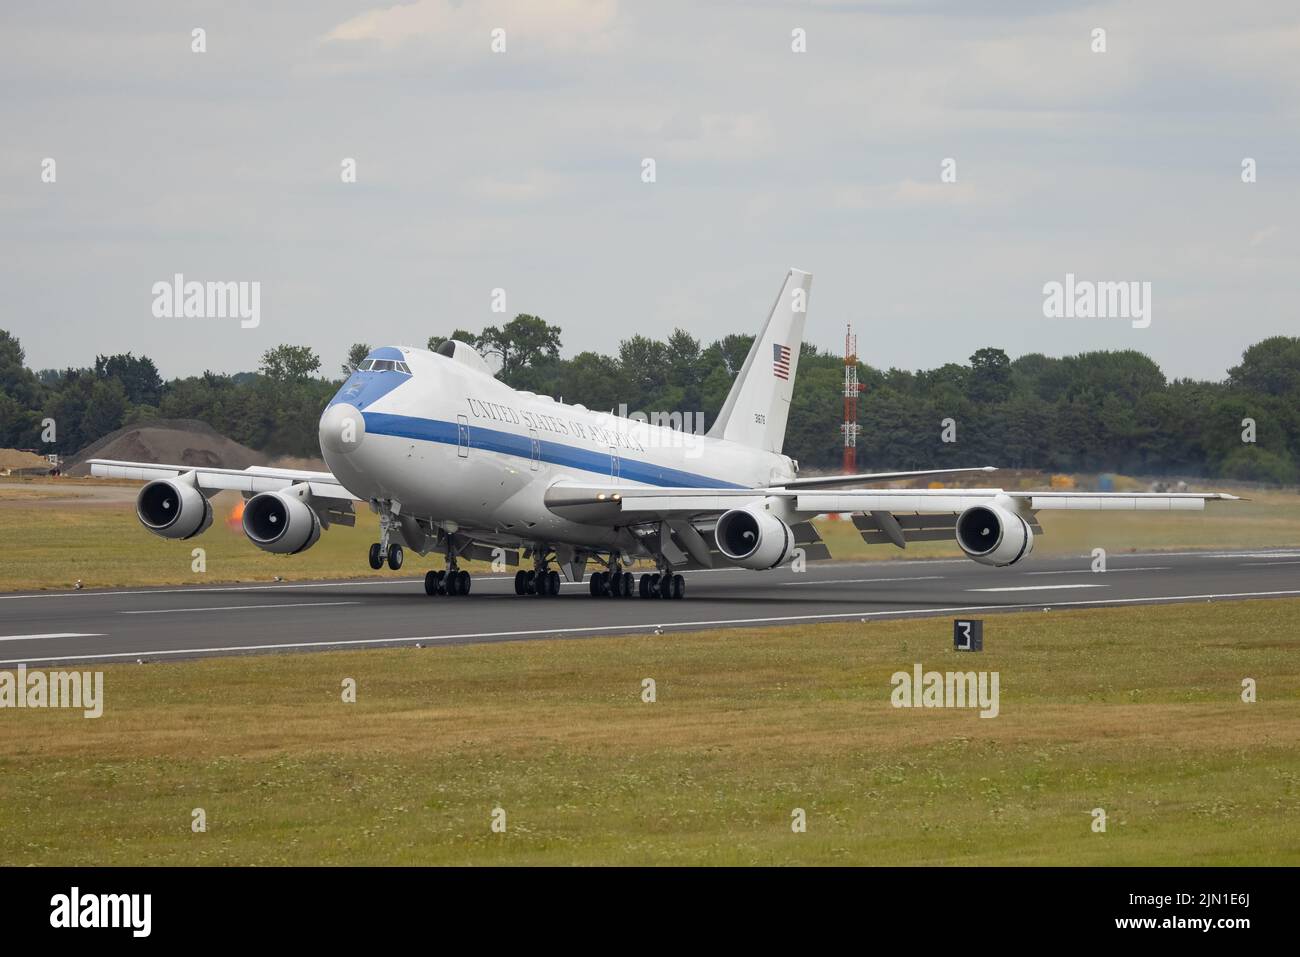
[91,269,1237,600]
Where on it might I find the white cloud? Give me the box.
[324,0,620,57]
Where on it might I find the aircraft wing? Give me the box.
[87,459,359,502]
[544,482,1239,525]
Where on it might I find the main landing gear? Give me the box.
[590,569,634,597]
[424,539,471,597]
[637,571,684,600]
[425,567,471,596]
[515,548,561,597]
[586,552,683,599]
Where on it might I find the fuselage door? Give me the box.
[529,430,540,471]
[457,415,470,459]
[610,447,619,483]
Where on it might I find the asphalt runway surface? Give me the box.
[2,549,1298,665]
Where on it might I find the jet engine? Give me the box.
[714,505,795,569]
[241,489,321,555]
[135,478,213,540]
[955,503,1035,567]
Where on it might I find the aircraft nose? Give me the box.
[319,403,366,456]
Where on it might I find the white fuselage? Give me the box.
[318,345,796,549]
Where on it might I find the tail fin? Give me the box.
[707,268,811,453]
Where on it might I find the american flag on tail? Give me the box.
[772,343,791,380]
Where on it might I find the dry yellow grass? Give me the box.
[1,598,1296,865]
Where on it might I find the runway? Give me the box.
[2,548,1298,665]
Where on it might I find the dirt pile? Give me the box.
[0,448,52,472]
[66,419,264,475]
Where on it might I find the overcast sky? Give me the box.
[2,0,1296,382]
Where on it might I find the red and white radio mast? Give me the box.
[841,324,864,473]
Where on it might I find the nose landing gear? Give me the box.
[368,501,405,570]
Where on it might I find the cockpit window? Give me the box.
[359,358,411,374]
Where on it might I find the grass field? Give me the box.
[1,598,1297,865]
[2,477,1298,592]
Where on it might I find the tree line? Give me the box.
[2,322,1297,483]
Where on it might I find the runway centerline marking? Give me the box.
[120,601,361,615]
[780,576,945,586]
[0,633,103,643]
[969,584,1108,593]
[1243,560,1300,566]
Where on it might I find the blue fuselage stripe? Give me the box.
[362,412,748,489]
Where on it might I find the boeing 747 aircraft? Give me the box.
[91,269,1237,600]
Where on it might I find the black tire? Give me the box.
[514,570,527,595]
[621,572,633,597]
[547,570,560,595]
[458,570,471,596]
[658,573,672,599]
[671,574,685,600]
[525,570,537,595]
[424,570,440,596]
[639,574,651,598]
[386,544,404,570]
[589,573,602,597]
[368,543,383,570]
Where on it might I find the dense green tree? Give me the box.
[342,343,371,376]
[259,345,321,382]
[94,352,163,406]
[477,315,562,386]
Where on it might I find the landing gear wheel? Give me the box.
[620,572,633,597]
[546,570,560,595]
[386,544,404,570]
[525,570,537,595]
[368,543,383,570]
[589,572,605,597]
[670,574,685,600]
[424,570,441,596]
[639,574,652,598]
[514,570,527,595]
[451,570,470,596]
[658,574,673,599]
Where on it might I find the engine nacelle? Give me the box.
[242,490,321,555]
[955,503,1035,567]
[714,505,795,570]
[136,478,212,540]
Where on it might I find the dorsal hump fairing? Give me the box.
[707,269,811,453]
[434,339,495,377]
